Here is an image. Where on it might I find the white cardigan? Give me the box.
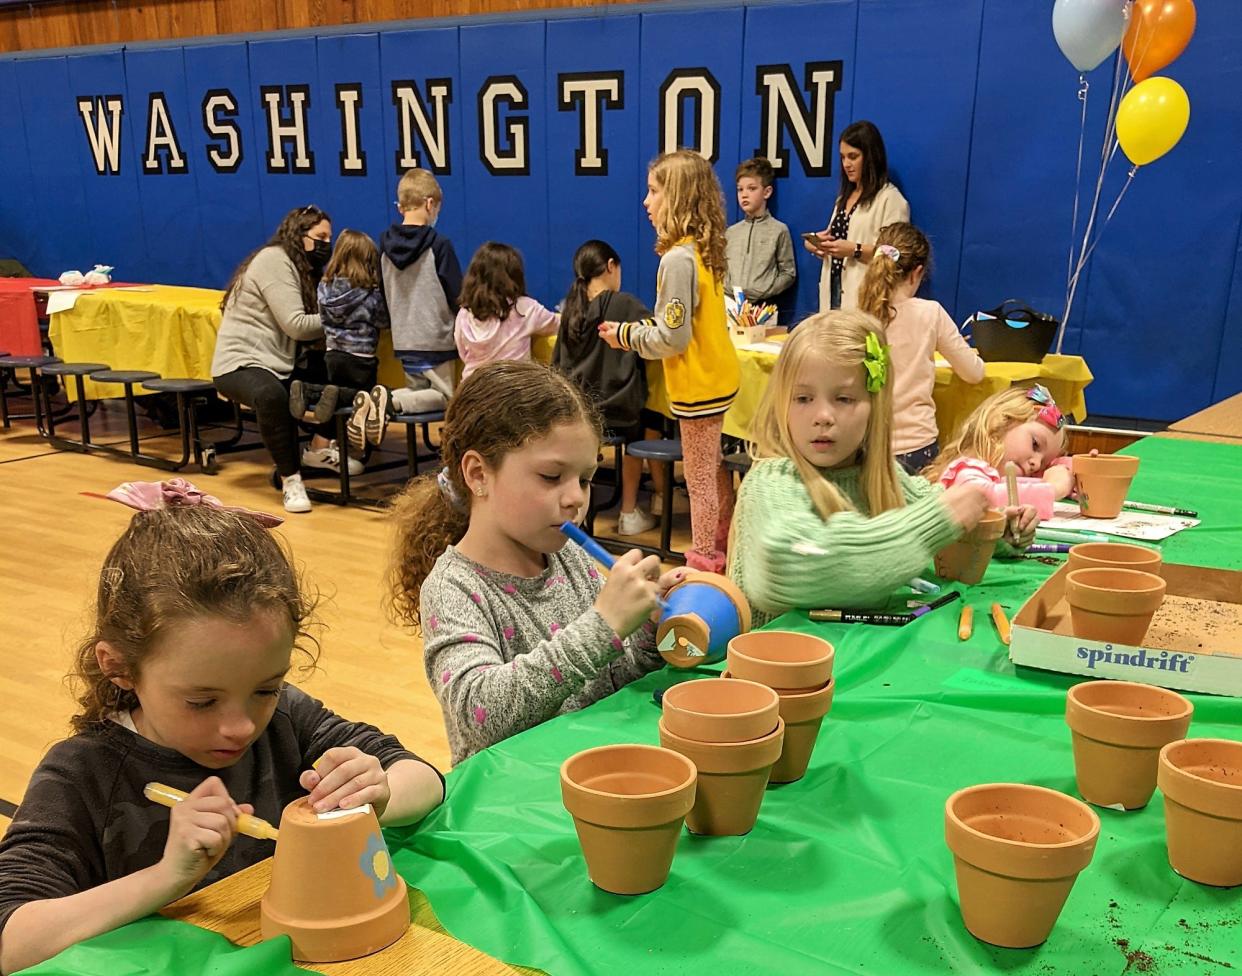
[817,182,910,313]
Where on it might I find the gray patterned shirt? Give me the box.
[421,544,662,765]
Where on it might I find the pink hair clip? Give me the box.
[1036,402,1065,431]
[83,478,284,528]
[1026,384,1065,431]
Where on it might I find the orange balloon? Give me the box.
[1123,0,1196,82]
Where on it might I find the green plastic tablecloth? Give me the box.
[21,437,1242,976]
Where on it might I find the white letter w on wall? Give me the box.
[76,95,125,175]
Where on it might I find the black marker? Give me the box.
[911,591,964,618]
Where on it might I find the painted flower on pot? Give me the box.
[358,831,399,900]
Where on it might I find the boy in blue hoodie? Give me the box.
[380,169,462,414]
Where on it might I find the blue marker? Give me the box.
[560,522,671,612]
[1027,543,1071,554]
[909,577,941,595]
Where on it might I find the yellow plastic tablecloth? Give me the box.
[724,336,1092,442]
[48,286,227,402]
[48,284,423,402]
[48,288,1088,441]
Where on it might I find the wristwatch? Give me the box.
[853,242,863,261]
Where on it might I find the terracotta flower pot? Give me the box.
[1067,542,1162,575]
[945,783,1100,948]
[261,798,409,962]
[658,716,785,836]
[1065,680,1193,810]
[726,631,834,691]
[560,744,697,895]
[661,676,779,744]
[1073,453,1140,518]
[724,669,834,785]
[1065,568,1167,646]
[934,510,1006,585]
[1158,738,1242,887]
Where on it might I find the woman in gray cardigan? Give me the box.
[211,205,361,513]
[806,120,910,312]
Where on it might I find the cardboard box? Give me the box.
[1009,562,1242,696]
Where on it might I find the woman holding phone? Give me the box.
[805,121,909,312]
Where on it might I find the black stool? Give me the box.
[87,370,161,462]
[40,362,109,449]
[392,410,445,477]
[625,438,684,561]
[723,451,753,478]
[0,354,61,431]
[141,378,218,472]
[584,431,625,535]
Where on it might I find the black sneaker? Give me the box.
[313,384,340,423]
[289,379,307,419]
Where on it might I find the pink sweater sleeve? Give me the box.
[521,297,560,337]
[935,305,986,383]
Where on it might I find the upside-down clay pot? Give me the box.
[945,783,1100,948]
[658,716,785,836]
[560,744,697,895]
[1065,568,1167,646]
[1158,738,1242,887]
[661,677,779,743]
[724,669,834,784]
[1065,680,1193,810]
[656,572,752,668]
[726,631,834,691]
[260,798,410,962]
[1067,542,1162,575]
[934,510,1006,585]
[1073,453,1140,518]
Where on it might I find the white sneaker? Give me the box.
[345,392,371,456]
[282,475,312,513]
[302,442,364,476]
[650,490,691,515]
[617,509,659,536]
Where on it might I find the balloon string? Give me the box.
[1060,75,1090,354]
[1061,165,1139,339]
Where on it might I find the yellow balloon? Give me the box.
[1115,77,1190,166]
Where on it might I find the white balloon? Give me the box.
[1053,0,1128,73]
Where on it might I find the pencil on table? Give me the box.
[958,605,973,641]
[990,603,1011,646]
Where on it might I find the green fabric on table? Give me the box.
[1120,437,1242,571]
[19,919,306,975]
[20,437,1241,976]
[384,436,1242,976]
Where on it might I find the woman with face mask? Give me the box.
[212,205,363,513]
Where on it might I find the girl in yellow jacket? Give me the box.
[600,150,741,572]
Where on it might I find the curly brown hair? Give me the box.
[458,242,526,323]
[220,204,330,314]
[388,360,603,631]
[69,506,320,733]
[649,150,728,283]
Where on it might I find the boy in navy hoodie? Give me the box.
[380,169,463,413]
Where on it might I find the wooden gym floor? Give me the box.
[0,392,691,830]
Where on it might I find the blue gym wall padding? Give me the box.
[0,0,1238,419]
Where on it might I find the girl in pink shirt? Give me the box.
[858,222,984,474]
[924,384,1074,521]
[455,242,559,379]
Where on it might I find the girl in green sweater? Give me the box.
[728,311,1027,625]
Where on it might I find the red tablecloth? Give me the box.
[0,277,58,357]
